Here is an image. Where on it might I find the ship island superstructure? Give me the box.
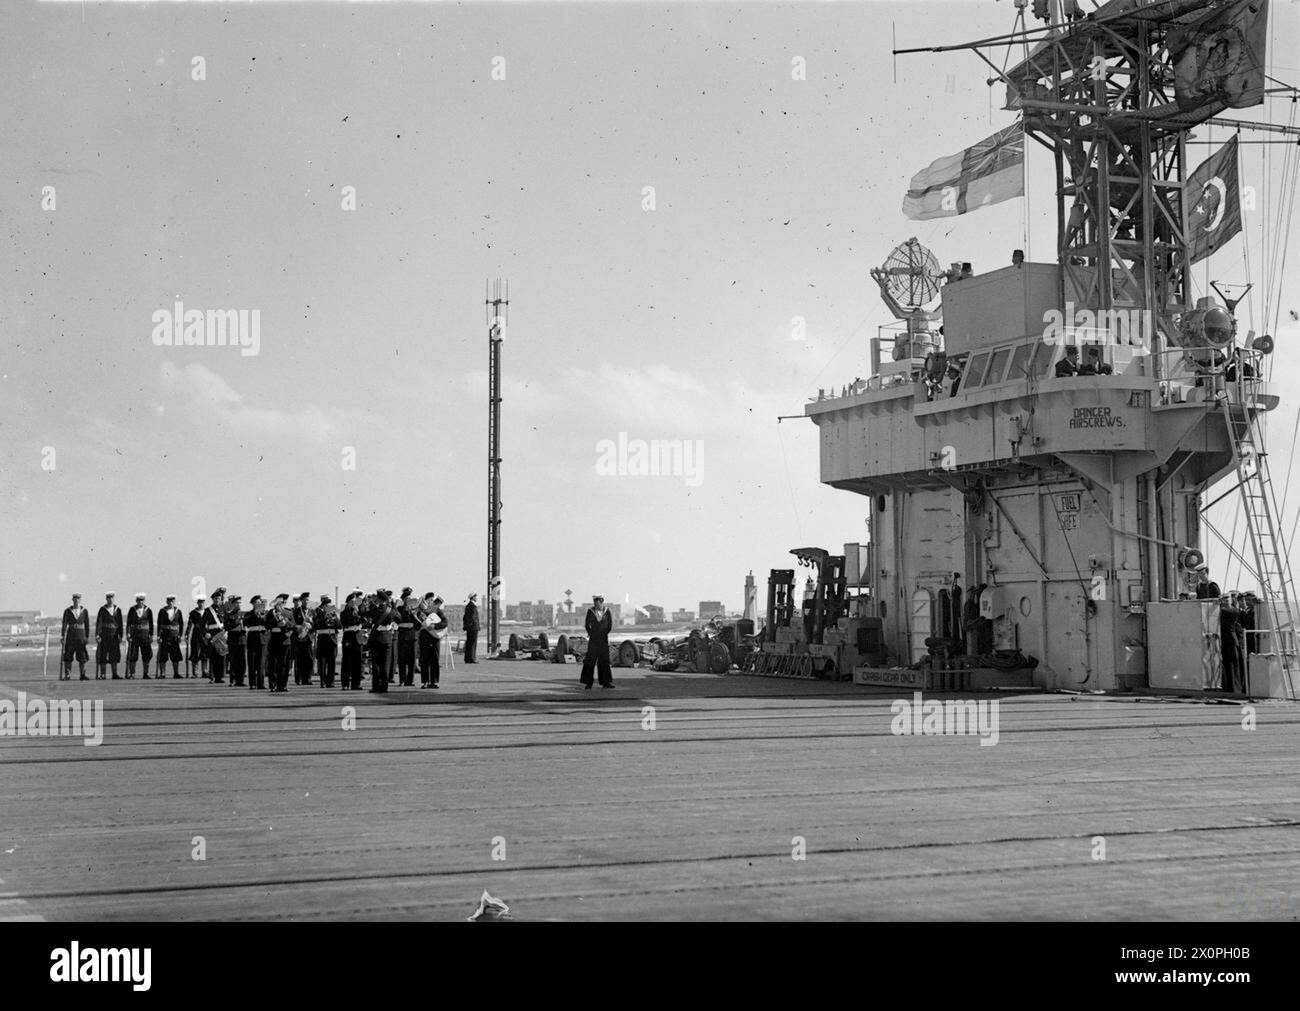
[802,0,1298,698]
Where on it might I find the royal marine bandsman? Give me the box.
[340,591,365,691]
[313,594,340,687]
[419,593,447,689]
[224,594,247,687]
[369,590,399,694]
[204,589,228,683]
[62,593,91,681]
[396,587,420,687]
[244,595,268,691]
[266,593,293,693]
[187,597,208,678]
[125,593,154,679]
[292,592,314,686]
[157,595,185,678]
[94,592,123,680]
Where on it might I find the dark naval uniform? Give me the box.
[292,600,314,686]
[202,603,226,682]
[187,604,208,677]
[125,603,154,678]
[313,601,340,687]
[1220,601,1245,694]
[62,604,91,679]
[580,606,614,688]
[396,601,420,687]
[157,604,184,677]
[266,603,292,692]
[418,601,446,688]
[244,605,268,690]
[340,601,364,690]
[369,600,398,694]
[94,603,123,678]
[463,600,480,663]
[224,603,247,686]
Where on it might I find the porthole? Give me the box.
[1019,596,1032,617]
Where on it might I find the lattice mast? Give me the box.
[486,279,508,658]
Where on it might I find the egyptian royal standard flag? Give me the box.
[1169,0,1268,114]
[1184,136,1242,264]
[902,123,1024,221]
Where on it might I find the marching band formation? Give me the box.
[56,587,482,693]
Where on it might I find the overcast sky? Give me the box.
[3,0,1298,615]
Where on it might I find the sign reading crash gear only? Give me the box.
[1069,406,1127,429]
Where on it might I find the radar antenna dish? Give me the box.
[870,237,943,318]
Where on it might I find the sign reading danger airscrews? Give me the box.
[1069,406,1127,429]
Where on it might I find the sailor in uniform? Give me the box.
[244,596,268,691]
[187,597,208,678]
[157,595,185,678]
[225,594,247,686]
[463,592,480,663]
[313,594,340,688]
[125,593,154,679]
[580,595,615,689]
[62,593,91,681]
[94,592,123,680]
[340,591,365,691]
[292,592,314,686]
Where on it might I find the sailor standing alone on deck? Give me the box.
[580,595,615,690]
[463,592,480,663]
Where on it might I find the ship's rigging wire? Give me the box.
[775,421,805,545]
[1202,513,1262,586]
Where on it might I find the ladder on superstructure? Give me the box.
[1218,379,1299,698]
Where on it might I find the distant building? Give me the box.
[636,604,665,625]
[0,610,43,634]
[557,601,622,628]
[504,600,553,625]
[743,571,758,622]
[671,609,695,623]
[698,600,725,620]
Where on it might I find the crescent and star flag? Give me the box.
[902,123,1024,221]
[1169,0,1268,114]
[1184,135,1242,264]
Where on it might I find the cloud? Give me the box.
[158,362,354,440]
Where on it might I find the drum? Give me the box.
[209,629,229,657]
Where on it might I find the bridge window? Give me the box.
[965,352,990,388]
[1032,341,1056,376]
[1008,343,1032,381]
[987,347,1011,385]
